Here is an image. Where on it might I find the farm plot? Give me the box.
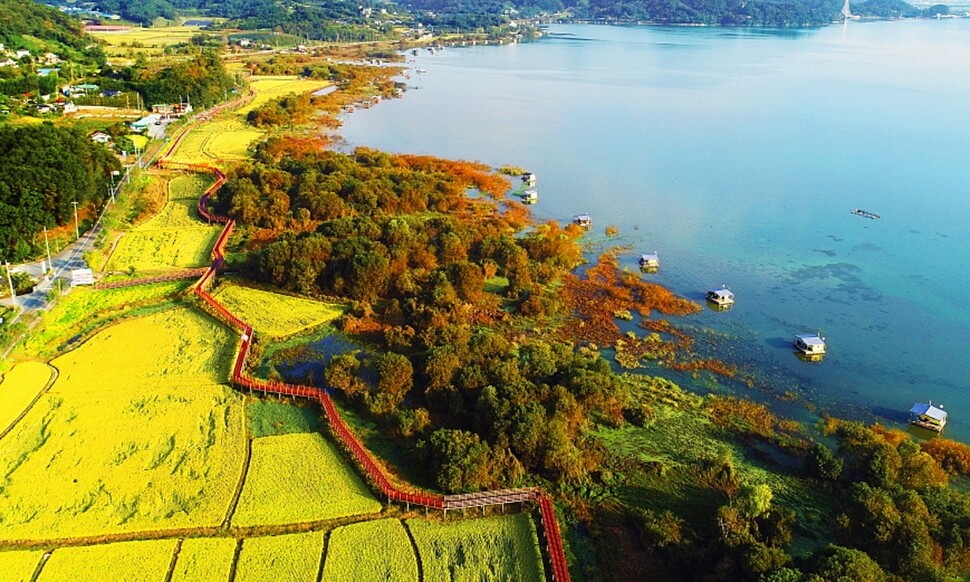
[407,514,545,582]
[17,281,192,358]
[248,398,322,438]
[105,226,221,272]
[90,27,207,58]
[38,539,177,582]
[0,308,247,541]
[212,284,345,339]
[167,117,263,164]
[322,519,418,582]
[0,361,54,435]
[0,549,43,582]
[105,168,221,272]
[166,76,327,165]
[170,537,238,582]
[135,173,214,230]
[238,76,330,116]
[231,432,381,527]
[235,531,324,582]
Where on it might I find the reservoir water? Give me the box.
[338,20,970,440]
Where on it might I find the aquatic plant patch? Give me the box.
[231,432,381,527]
[38,539,177,582]
[407,514,545,582]
[234,531,324,582]
[0,361,53,435]
[170,537,237,582]
[212,284,345,339]
[321,518,418,582]
[0,309,246,541]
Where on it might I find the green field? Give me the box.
[231,432,381,527]
[235,531,324,582]
[17,280,192,357]
[408,514,545,582]
[38,539,178,582]
[0,549,43,582]
[0,308,246,541]
[0,361,53,435]
[170,537,238,582]
[248,398,323,438]
[322,519,418,582]
[212,284,345,339]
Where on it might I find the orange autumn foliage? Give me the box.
[706,396,778,439]
[920,439,970,476]
[396,155,512,198]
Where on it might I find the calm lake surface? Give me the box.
[339,20,970,440]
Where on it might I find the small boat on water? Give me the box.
[851,208,881,219]
[573,213,592,228]
[909,402,947,432]
[639,252,660,272]
[706,285,734,307]
[794,333,826,358]
[521,172,536,185]
[521,189,538,204]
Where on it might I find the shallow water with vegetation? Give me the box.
[340,20,970,441]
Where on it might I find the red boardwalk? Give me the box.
[150,142,572,582]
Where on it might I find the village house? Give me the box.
[89,131,111,144]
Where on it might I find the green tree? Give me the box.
[426,428,493,493]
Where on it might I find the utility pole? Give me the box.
[72,200,79,239]
[5,261,16,306]
[43,226,52,275]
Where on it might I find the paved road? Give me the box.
[4,192,114,323]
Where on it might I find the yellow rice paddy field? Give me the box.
[0,308,246,541]
[235,531,325,582]
[105,172,221,272]
[238,76,330,115]
[166,76,327,165]
[89,26,209,58]
[0,549,43,582]
[322,519,418,582]
[212,285,345,338]
[16,281,192,358]
[170,537,238,582]
[38,539,178,582]
[230,433,381,528]
[105,227,221,272]
[167,117,265,164]
[0,361,54,436]
[408,514,546,582]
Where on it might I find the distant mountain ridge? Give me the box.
[406,0,921,26]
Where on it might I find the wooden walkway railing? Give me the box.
[151,129,571,582]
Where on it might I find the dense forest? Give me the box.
[0,0,101,56]
[130,51,236,108]
[215,138,970,581]
[0,124,119,261]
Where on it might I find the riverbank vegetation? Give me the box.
[210,135,970,581]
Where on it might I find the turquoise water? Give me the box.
[339,20,970,440]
